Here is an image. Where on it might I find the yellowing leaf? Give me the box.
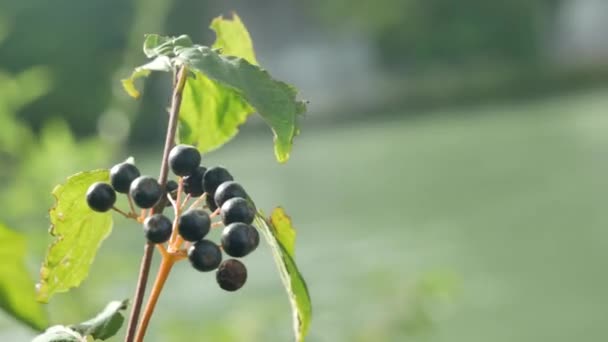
[211,13,258,65]
[254,208,311,341]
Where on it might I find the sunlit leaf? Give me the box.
[179,71,254,153]
[210,13,258,65]
[254,208,311,342]
[176,45,305,162]
[37,170,113,303]
[0,223,47,330]
[121,56,172,99]
[179,15,257,154]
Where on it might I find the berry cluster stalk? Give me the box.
[124,66,188,342]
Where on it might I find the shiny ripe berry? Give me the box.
[188,240,222,272]
[221,222,259,258]
[143,214,173,244]
[203,166,233,195]
[221,197,255,225]
[216,259,247,292]
[178,209,211,241]
[169,144,201,176]
[214,181,247,208]
[206,194,218,212]
[110,162,140,193]
[183,166,206,197]
[86,182,116,212]
[130,176,162,208]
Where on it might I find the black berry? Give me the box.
[216,259,247,291]
[188,240,222,272]
[166,180,178,194]
[206,194,218,212]
[109,162,140,193]
[130,176,162,208]
[178,209,211,241]
[169,144,201,176]
[203,166,233,195]
[183,166,206,197]
[143,214,173,244]
[214,181,248,208]
[86,182,116,212]
[221,222,259,258]
[221,197,255,225]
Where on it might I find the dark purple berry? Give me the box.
[178,209,211,242]
[188,240,222,272]
[221,197,255,225]
[86,182,116,212]
[203,166,233,195]
[214,181,247,208]
[143,214,172,244]
[221,222,259,258]
[206,194,218,212]
[169,144,201,176]
[216,259,247,291]
[183,166,206,197]
[110,162,140,193]
[130,176,162,209]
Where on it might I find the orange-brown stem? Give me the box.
[134,256,174,342]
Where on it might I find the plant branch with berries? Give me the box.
[33,13,311,342]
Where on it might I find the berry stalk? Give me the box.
[134,257,174,342]
[124,66,188,342]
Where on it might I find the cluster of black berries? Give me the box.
[85,144,259,292]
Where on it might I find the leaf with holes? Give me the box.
[37,169,113,303]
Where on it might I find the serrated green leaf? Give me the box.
[254,208,311,342]
[176,45,305,162]
[0,224,47,331]
[210,13,258,65]
[70,299,128,340]
[121,56,172,99]
[32,325,84,342]
[36,170,113,303]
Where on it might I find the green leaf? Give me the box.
[32,299,128,342]
[36,170,113,303]
[176,45,305,163]
[254,208,311,342]
[210,13,258,65]
[70,299,128,340]
[178,14,259,154]
[121,56,172,99]
[143,34,193,58]
[179,71,255,153]
[32,325,84,342]
[0,224,47,330]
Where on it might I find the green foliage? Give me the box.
[254,208,311,342]
[122,15,306,163]
[33,299,128,342]
[179,14,258,157]
[0,223,47,331]
[37,170,113,303]
[70,299,128,340]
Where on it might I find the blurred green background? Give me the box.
[1,0,608,341]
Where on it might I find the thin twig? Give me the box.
[186,192,207,211]
[125,66,188,342]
